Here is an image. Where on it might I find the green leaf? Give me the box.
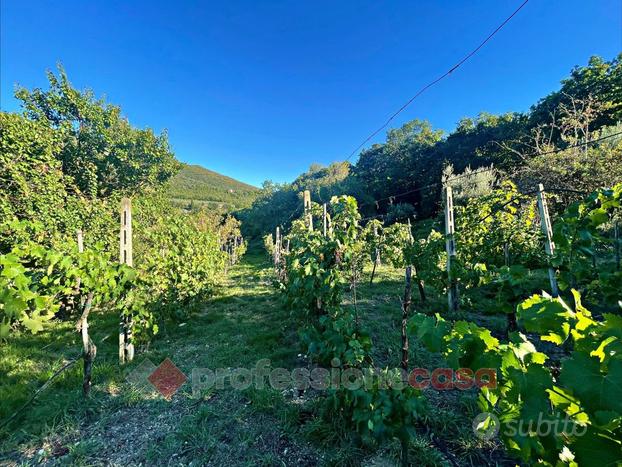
[408,313,449,353]
[559,352,622,415]
[517,294,573,345]
[21,316,45,333]
[571,426,622,467]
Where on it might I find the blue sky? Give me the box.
[1,1,620,186]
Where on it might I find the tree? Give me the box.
[516,124,622,206]
[529,54,622,136]
[0,112,116,245]
[15,65,180,198]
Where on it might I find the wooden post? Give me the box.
[303,190,313,232]
[275,226,281,269]
[615,222,620,271]
[323,203,327,237]
[400,266,412,467]
[77,292,95,396]
[503,242,510,267]
[77,229,84,253]
[536,184,560,297]
[369,224,381,286]
[407,218,425,302]
[401,267,412,372]
[119,198,134,364]
[119,198,133,267]
[70,230,85,316]
[444,186,459,312]
[373,224,381,266]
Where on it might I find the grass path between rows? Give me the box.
[2,250,322,465]
[1,248,510,466]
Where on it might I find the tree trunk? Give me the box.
[77,292,96,396]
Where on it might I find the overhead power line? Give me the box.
[283,130,621,222]
[345,0,530,162]
[358,131,622,208]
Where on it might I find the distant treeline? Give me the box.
[237,54,622,238]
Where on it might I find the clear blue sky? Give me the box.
[1,1,620,186]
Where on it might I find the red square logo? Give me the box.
[148,358,187,400]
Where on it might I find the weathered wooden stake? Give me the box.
[416,274,426,303]
[536,184,560,297]
[275,226,281,269]
[615,222,621,271]
[400,266,412,467]
[444,186,459,312]
[77,229,84,253]
[303,190,313,232]
[373,224,381,266]
[323,203,327,237]
[401,266,412,372]
[369,259,378,286]
[119,198,133,267]
[406,218,425,302]
[69,230,85,316]
[119,198,134,364]
[77,292,96,396]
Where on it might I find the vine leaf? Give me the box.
[559,352,622,415]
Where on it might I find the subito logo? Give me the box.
[472,412,500,440]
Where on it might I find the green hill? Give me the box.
[167,164,260,210]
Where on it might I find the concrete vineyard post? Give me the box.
[70,229,84,318]
[119,198,134,364]
[275,226,281,270]
[400,266,412,467]
[77,229,84,253]
[78,292,95,396]
[536,184,560,297]
[401,266,412,372]
[615,222,620,271]
[444,185,459,312]
[119,198,133,267]
[303,190,313,232]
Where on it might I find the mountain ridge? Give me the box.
[167,163,260,210]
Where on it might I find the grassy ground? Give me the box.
[1,249,516,466]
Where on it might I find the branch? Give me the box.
[0,357,81,429]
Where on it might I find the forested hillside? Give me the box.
[167,164,259,210]
[238,54,622,237]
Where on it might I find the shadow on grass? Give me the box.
[0,247,305,464]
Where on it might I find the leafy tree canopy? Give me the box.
[15,65,181,198]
